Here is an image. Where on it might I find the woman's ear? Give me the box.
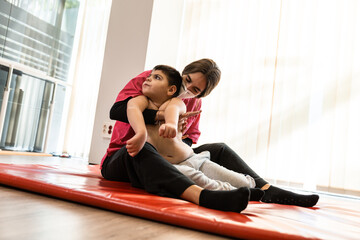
[167,85,177,96]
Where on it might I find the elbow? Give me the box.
[108,100,129,123]
[109,105,116,120]
[109,112,115,120]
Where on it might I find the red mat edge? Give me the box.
[0,163,309,240]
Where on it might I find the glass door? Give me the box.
[0,0,80,153]
[0,68,54,152]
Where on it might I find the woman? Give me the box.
[101,59,319,212]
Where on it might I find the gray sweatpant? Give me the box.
[174,151,255,191]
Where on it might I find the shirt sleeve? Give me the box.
[109,98,129,122]
[110,97,158,124]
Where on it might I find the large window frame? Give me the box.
[0,57,70,152]
[0,0,80,153]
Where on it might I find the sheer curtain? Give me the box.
[177,0,360,195]
[62,0,112,159]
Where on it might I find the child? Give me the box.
[127,65,262,195]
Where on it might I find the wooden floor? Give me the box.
[0,155,231,240]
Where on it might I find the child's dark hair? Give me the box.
[153,65,182,97]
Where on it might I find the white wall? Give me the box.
[88,0,154,164]
[145,0,185,69]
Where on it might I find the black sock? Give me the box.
[199,187,249,212]
[249,188,265,201]
[262,186,319,207]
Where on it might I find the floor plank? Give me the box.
[0,155,231,240]
[0,185,231,240]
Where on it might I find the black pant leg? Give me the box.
[193,142,268,188]
[101,146,131,182]
[102,143,195,198]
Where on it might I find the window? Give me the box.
[149,0,360,196]
[0,0,80,152]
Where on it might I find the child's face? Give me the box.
[142,70,174,99]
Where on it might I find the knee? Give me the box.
[193,142,231,156]
[135,142,158,159]
[212,142,229,151]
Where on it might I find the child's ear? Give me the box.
[168,85,177,96]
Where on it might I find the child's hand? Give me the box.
[126,132,146,156]
[159,123,177,138]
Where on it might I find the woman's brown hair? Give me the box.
[182,58,221,98]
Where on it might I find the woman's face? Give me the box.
[182,72,207,97]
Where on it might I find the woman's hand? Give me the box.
[155,110,201,122]
[180,110,202,120]
[156,110,201,135]
[179,110,201,134]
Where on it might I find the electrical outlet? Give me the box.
[102,121,115,138]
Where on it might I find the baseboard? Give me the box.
[0,150,52,157]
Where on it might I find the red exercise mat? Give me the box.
[0,163,359,239]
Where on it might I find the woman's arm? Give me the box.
[110,97,158,124]
[110,98,201,126]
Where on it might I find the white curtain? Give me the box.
[62,0,112,159]
[177,0,360,195]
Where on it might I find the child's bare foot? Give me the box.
[126,132,146,156]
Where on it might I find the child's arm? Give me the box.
[159,98,186,138]
[126,95,149,156]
